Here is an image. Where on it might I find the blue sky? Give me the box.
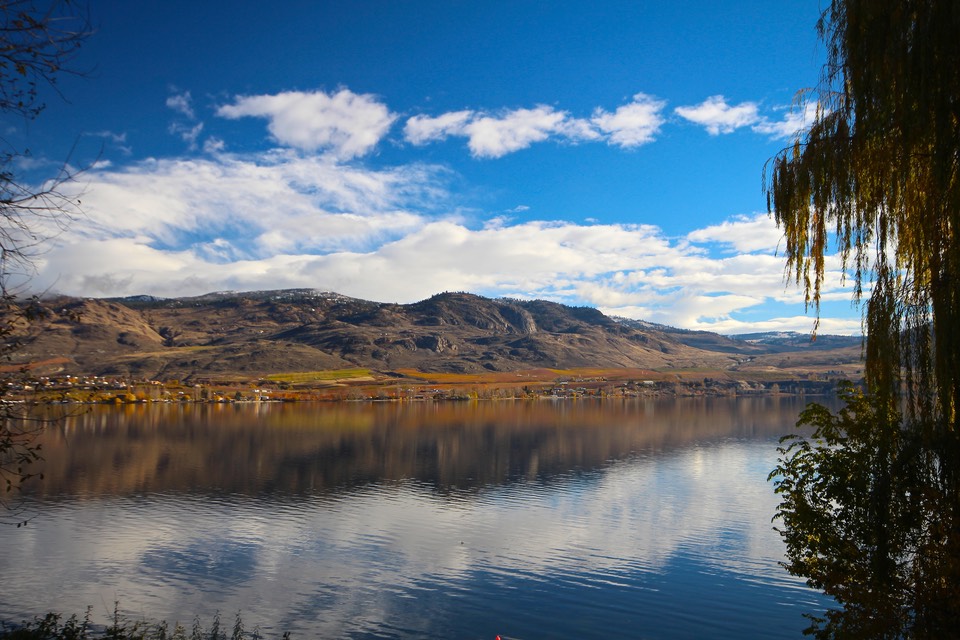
[14,1,860,334]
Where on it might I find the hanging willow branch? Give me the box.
[766,0,960,430]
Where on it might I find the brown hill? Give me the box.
[6,289,860,382]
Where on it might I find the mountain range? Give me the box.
[8,289,863,382]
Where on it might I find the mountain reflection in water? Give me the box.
[2,397,834,639]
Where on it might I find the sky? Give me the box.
[10,0,862,335]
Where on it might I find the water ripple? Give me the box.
[1,400,836,639]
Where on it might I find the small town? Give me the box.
[4,370,850,405]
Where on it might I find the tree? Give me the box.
[0,0,90,522]
[767,0,959,428]
[767,1,960,636]
[1,0,89,282]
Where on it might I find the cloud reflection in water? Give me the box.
[0,398,833,638]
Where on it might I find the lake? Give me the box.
[0,397,833,639]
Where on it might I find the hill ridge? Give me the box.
[14,289,861,381]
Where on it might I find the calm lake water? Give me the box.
[1,397,833,639]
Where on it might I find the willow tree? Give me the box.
[768,0,959,428]
[767,1,960,636]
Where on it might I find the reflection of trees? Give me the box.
[773,387,960,637]
[27,398,811,498]
[771,388,946,637]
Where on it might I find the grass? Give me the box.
[264,369,371,383]
[0,608,288,640]
[394,367,660,384]
[394,370,496,383]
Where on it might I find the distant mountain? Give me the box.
[7,290,863,381]
[729,331,862,351]
[613,318,861,353]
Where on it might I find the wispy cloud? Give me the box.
[83,130,132,156]
[217,89,397,159]
[49,151,444,262]
[166,89,208,151]
[751,101,821,139]
[404,110,474,145]
[165,90,195,119]
[168,121,204,150]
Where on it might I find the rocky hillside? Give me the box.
[6,289,861,381]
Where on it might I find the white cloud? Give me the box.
[217,89,396,158]
[27,88,860,334]
[402,94,823,155]
[462,106,590,158]
[84,130,132,156]
[404,95,665,157]
[591,93,666,147]
[169,121,204,150]
[694,314,863,336]
[203,137,225,154]
[166,91,195,119]
[49,151,441,263]
[675,95,759,135]
[404,110,474,145]
[34,151,856,332]
[751,102,821,139]
[686,213,784,253]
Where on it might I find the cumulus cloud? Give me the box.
[405,106,601,158]
[674,95,760,135]
[463,106,587,158]
[217,89,396,158]
[591,93,666,147]
[403,95,665,157]
[403,93,820,155]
